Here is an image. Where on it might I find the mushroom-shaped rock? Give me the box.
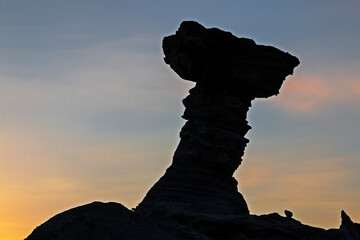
[163,21,299,98]
[136,21,299,218]
[25,21,360,240]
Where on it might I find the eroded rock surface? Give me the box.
[135,20,299,218]
[26,21,359,240]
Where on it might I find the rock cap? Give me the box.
[163,21,300,98]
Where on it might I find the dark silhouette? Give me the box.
[136,20,298,218]
[26,21,360,240]
[285,210,293,219]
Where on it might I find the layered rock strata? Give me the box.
[136,21,299,217]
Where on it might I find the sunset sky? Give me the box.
[1,1,360,239]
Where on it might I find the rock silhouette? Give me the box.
[136,20,298,218]
[26,21,359,240]
[285,210,293,219]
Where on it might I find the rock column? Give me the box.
[136,21,299,218]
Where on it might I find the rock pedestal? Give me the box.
[136,21,300,217]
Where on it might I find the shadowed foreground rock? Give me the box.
[26,21,360,240]
[26,202,181,240]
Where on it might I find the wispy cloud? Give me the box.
[270,73,360,112]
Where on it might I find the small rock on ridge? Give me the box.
[285,210,293,219]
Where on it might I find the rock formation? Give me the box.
[135,20,299,218]
[25,202,181,240]
[26,21,360,240]
[285,210,293,219]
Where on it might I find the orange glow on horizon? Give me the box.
[237,154,360,229]
[0,128,166,240]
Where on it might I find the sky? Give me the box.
[1,1,360,239]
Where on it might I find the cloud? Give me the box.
[350,79,360,96]
[270,73,360,112]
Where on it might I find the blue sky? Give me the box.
[1,1,360,239]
